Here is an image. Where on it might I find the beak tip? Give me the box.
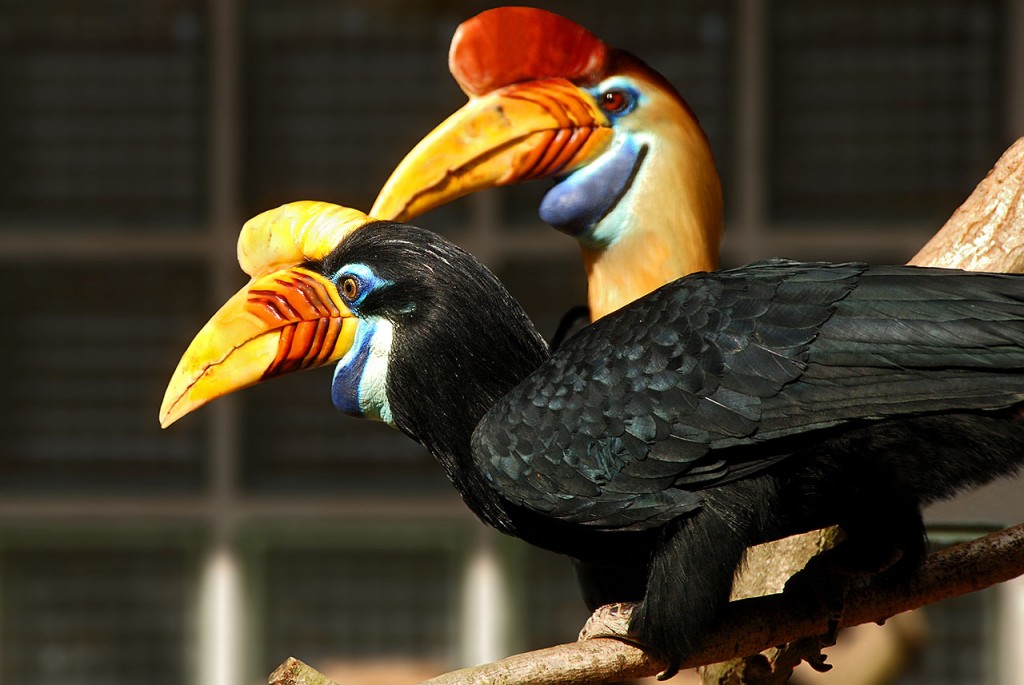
[158,401,179,429]
[158,385,192,429]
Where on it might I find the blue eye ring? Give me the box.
[333,263,389,307]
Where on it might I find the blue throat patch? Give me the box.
[538,137,646,242]
[331,321,375,417]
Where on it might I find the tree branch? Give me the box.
[270,657,343,685]
[268,523,1024,685]
[909,136,1024,271]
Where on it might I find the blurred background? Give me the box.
[0,1,1022,684]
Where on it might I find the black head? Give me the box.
[317,221,550,455]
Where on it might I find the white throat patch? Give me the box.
[357,318,395,426]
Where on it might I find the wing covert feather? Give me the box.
[472,261,1024,530]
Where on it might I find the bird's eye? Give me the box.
[599,88,633,115]
[340,276,360,301]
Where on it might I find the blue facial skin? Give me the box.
[332,321,375,417]
[538,84,644,244]
[328,264,389,416]
[538,136,643,237]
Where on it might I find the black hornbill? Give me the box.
[162,202,1024,668]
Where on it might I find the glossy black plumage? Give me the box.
[474,260,1024,531]
[319,224,1024,665]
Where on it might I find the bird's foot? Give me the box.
[783,531,922,661]
[577,601,636,641]
[784,553,853,649]
[771,635,834,677]
[578,603,679,680]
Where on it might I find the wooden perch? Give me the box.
[268,523,1024,685]
[909,136,1024,271]
[270,658,340,685]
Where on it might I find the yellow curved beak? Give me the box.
[160,267,357,428]
[371,78,613,222]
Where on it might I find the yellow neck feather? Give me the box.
[582,103,723,320]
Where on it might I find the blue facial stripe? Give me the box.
[331,319,376,416]
[538,138,646,241]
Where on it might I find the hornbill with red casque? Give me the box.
[372,6,723,321]
[161,202,1024,670]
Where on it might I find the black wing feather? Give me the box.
[472,261,1024,531]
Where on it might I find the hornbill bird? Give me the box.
[162,201,1024,669]
[371,6,723,321]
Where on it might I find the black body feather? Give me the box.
[322,226,1024,664]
